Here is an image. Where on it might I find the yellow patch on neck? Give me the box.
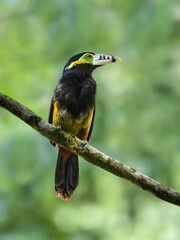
[65,60,86,70]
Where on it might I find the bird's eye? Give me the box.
[86,54,92,59]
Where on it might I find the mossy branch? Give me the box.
[0,92,180,206]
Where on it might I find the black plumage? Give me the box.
[49,52,121,200]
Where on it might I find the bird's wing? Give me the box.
[48,98,54,124]
[87,105,95,141]
[48,98,57,147]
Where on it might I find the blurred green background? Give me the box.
[0,0,180,239]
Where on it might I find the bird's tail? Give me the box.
[55,148,79,200]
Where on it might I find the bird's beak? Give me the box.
[92,54,122,66]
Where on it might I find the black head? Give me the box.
[62,52,122,76]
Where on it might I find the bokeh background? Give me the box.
[0,0,180,239]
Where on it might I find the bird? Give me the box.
[48,52,121,200]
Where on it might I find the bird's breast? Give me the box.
[55,77,96,118]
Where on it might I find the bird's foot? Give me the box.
[50,126,61,147]
[50,141,56,147]
[81,140,88,147]
[56,125,61,130]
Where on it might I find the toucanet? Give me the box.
[48,52,121,200]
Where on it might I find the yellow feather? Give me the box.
[52,101,58,124]
[65,60,85,70]
[83,108,94,140]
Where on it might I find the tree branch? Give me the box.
[0,92,180,206]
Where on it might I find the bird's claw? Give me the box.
[81,140,88,147]
[57,125,61,130]
[50,141,56,147]
[50,126,61,147]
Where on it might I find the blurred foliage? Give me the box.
[0,0,180,239]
